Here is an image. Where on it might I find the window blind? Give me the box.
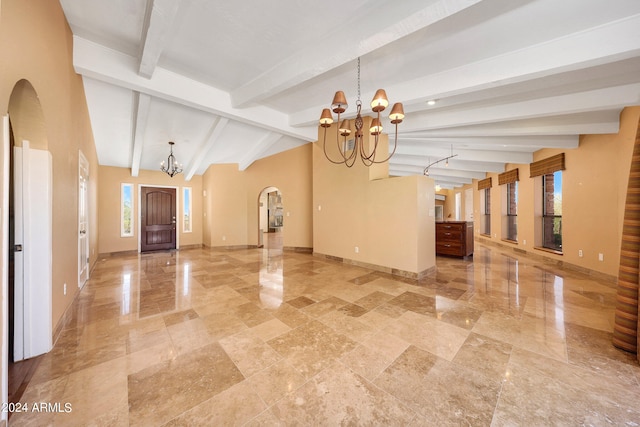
[530,153,565,178]
[498,169,519,185]
[477,177,492,190]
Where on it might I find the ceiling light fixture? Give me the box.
[424,145,457,176]
[160,141,183,177]
[319,57,404,167]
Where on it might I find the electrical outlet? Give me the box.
[523,240,526,245]
[578,250,583,257]
[355,246,359,254]
[599,253,604,261]
[222,236,226,241]
[63,283,67,295]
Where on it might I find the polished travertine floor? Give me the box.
[10,241,640,426]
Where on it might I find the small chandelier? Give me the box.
[160,141,183,177]
[319,57,404,167]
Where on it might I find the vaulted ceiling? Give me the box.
[59,0,640,188]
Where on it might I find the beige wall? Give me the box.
[203,163,247,247]
[202,144,313,250]
[313,118,435,275]
[98,166,203,254]
[473,106,640,277]
[0,0,99,335]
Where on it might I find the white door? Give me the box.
[1,115,10,422]
[13,140,52,361]
[78,151,89,288]
[465,188,474,221]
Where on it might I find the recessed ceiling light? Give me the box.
[427,100,436,106]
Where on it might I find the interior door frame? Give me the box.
[137,184,180,253]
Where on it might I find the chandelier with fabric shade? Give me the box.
[160,141,183,177]
[319,58,405,167]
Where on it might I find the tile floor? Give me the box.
[9,240,640,426]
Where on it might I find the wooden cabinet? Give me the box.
[436,221,474,257]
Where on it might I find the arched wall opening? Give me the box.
[257,186,283,250]
[6,79,53,375]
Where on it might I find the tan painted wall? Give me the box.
[313,118,435,275]
[203,163,247,247]
[98,166,203,254]
[472,106,640,276]
[202,144,313,250]
[0,0,99,333]
[244,146,313,249]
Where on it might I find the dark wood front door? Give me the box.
[141,187,176,252]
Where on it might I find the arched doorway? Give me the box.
[257,187,284,309]
[5,80,53,405]
[258,186,283,251]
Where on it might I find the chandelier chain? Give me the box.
[357,57,361,102]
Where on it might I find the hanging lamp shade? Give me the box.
[370,89,389,112]
[338,119,351,136]
[369,117,383,135]
[389,103,405,124]
[319,108,334,127]
[331,91,348,113]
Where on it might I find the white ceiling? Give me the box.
[59,0,640,188]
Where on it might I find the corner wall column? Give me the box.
[613,115,640,358]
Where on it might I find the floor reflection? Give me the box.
[9,243,640,426]
[259,252,284,309]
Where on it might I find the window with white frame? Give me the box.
[121,183,133,237]
[183,187,192,233]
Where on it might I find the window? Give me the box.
[505,181,518,241]
[530,153,564,251]
[498,169,519,242]
[542,170,562,251]
[481,187,491,235]
[478,177,492,235]
[183,187,192,233]
[121,183,133,237]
